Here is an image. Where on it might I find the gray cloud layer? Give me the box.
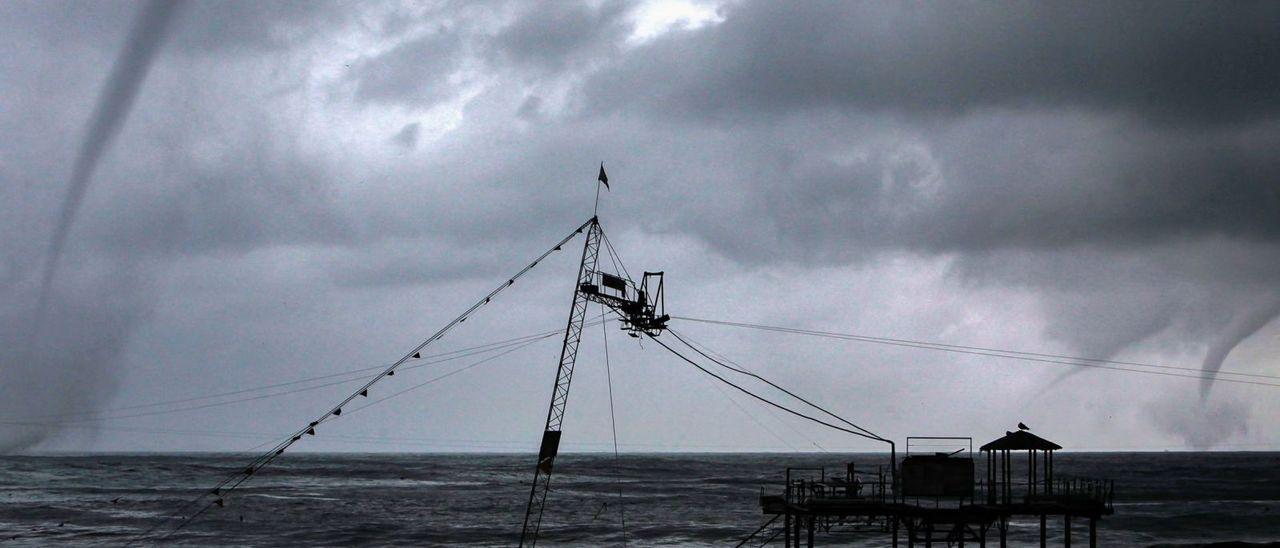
[587,2,1280,125]
[579,2,1280,256]
[2,0,1278,452]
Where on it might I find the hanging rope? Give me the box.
[598,229,632,283]
[2,336,554,428]
[645,335,887,444]
[673,316,1280,387]
[703,370,806,452]
[128,329,553,546]
[669,332,833,452]
[339,335,548,419]
[126,217,595,546]
[601,306,628,546]
[667,328,886,442]
[4,320,611,428]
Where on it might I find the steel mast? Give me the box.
[519,217,601,546]
[519,216,668,546]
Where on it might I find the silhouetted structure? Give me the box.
[747,429,1114,547]
[982,429,1060,506]
[980,429,1112,547]
[520,217,668,547]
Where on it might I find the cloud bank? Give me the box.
[1,0,1276,452]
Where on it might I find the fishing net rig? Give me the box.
[119,170,1279,546]
[124,216,601,545]
[121,204,893,547]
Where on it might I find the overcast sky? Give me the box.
[2,0,1278,454]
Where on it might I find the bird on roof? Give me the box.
[1018,422,1030,431]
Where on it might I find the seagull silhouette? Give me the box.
[1018,422,1030,431]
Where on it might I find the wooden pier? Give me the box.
[745,431,1115,547]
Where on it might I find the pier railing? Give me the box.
[776,464,896,507]
[767,465,1114,515]
[1048,476,1114,512]
[755,462,1116,548]
[975,476,1114,513]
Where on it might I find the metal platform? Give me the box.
[745,433,1115,547]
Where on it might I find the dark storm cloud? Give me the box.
[516,95,544,120]
[170,1,352,54]
[764,119,1280,256]
[392,122,421,149]
[922,120,1280,251]
[564,1,1280,262]
[130,0,1280,387]
[38,97,357,262]
[539,0,1280,431]
[950,240,1280,357]
[329,247,502,288]
[4,0,1277,453]
[352,30,465,105]
[586,1,1280,127]
[3,0,350,54]
[347,0,632,105]
[488,0,630,72]
[585,113,1278,269]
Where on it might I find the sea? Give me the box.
[0,452,1277,546]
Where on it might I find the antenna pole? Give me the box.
[593,178,602,217]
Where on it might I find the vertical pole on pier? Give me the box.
[1045,450,1053,494]
[1028,450,1034,498]
[1063,515,1071,547]
[1088,518,1096,548]
[807,516,814,547]
[784,510,791,548]
[1039,514,1046,548]
[893,517,899,548]
[999,517,1007,548]
[1049,451,1055,494]
[1003,451,1011,504]
[1029,449,1035,498]
[988,451,995,505]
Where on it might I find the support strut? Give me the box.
[519,217,602,546]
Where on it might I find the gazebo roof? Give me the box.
[979,430,1062,452]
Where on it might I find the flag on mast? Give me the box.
[597,162,609,190]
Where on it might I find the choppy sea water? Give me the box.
[0,452,1277,546]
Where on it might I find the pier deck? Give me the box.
[751,460,1114,547]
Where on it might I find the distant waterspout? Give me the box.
[36,0,183,315]
[1,0,182,454]
[1199,295,1280,400]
